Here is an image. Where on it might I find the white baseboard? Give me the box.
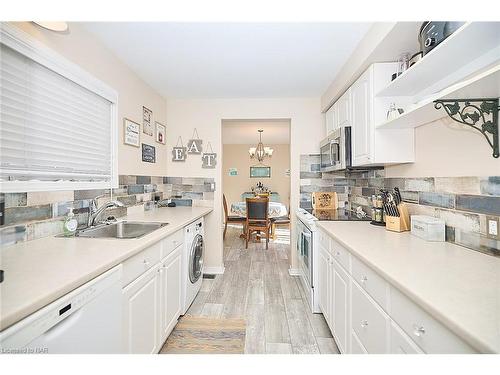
[288,268,301,276]
[203,266,225,275]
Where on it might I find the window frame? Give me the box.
[0,23,118,193]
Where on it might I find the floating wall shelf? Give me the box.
[376,22,500,99]
[376,64,500,130]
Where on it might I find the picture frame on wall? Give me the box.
[250,166,271,178]
[155,122,166,144]
[142,143,156,163]
[123,118,140,147]
[142,106,153,136]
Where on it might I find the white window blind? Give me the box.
[0,43,114,184]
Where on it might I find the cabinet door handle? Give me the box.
[361,276,368,284]
[335,251,341,257]
[360,320,369,328]
[413,325,425,337]
[143,259,150,267]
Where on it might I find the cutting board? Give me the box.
[312,192,338,210]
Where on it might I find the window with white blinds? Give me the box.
[0,25,117,192]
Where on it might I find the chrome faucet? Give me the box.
[87,197,124,227]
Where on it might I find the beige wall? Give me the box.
[222,144,290,207]
[11,22,168,177]
[166,98,323,272]
[386,116,500,178]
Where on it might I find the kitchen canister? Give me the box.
[410,215,445,242]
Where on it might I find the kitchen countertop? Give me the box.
[0,206,213,332]
[316,221,500,353]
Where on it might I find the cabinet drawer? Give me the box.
[122,242,162,287]
[390,321,423,354]
[351,256,388,310]
[351,281,389,353]
[390,287,476,353]
[330,238,350,272]
[318,229,331,251]
[161,229,184,259]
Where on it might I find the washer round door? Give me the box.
[189,234,204,283]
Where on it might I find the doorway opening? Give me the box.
[222,119,291,255]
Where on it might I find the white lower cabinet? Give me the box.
[159,248,182,343]
[122,233,185,354]
[351,281,389,353]
[332,260,350,353]
[390,286,476,353]
[317,228,475,354]
[318,246,332,327]
[122,264,161,354]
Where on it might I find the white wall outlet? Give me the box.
[486,216,499,240]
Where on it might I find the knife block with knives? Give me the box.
[381,187,410,233]
[385,203,410,232]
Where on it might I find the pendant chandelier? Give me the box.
[249,129,273,162]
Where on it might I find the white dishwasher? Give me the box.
[0,265,123,354]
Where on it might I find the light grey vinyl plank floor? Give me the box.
[185,225,340,354]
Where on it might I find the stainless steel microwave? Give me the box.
[319,127,352,172]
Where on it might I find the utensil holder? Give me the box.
[385,203,410,232]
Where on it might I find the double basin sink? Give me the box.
[75,221,168,239]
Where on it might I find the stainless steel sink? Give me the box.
[75,221,168,239]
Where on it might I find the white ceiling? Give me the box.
[82,22,372,98]
[222,120,290,144]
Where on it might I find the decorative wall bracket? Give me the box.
[434,98,499,158]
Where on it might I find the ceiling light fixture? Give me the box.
[32,22,69,32]
[249,129,273,162]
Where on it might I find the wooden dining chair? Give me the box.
[223,194,246,239]
[270,206,290,240]
[245,197,271,249]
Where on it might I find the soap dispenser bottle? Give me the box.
[63,209,78,236]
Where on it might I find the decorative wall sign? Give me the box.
[201,141,217,169]
[172,136,187,162]
[187,128,202,154]
[250,166,271,178]
[142,143,156,163]
[143,106,153,136]
[123,118,140,147]
[228,168,238,176]
[155,122,166,144]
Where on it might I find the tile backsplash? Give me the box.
[300,154,500,257]
[0,175,215,246]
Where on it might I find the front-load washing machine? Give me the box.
[180,218,204,314]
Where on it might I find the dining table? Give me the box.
[230,201,288,218]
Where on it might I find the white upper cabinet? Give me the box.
[351,68,372,166]
[350,63,415,166]
[325,102,338,136]
[325,89,350,137]
[337,89,351,128]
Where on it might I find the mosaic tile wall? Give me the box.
[0,175,215,246]
[300,154,500,257]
